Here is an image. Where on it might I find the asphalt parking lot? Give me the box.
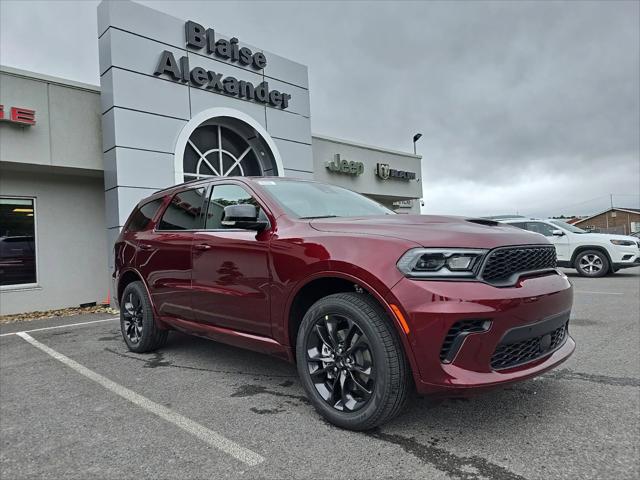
[1,268,638,480]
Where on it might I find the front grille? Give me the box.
[440,319,490,362]
[480,246,556,285]
[491,322,568,370]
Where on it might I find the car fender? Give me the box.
[283,269,421,383]
[116,266,169,329]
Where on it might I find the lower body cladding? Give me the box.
[391,271,575,395]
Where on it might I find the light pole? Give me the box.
[412,133,422,154]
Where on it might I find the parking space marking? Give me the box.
[0,317,119,337]
[16,332,265,467]
[574,290,625,296]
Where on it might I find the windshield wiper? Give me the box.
[300,215,339,219]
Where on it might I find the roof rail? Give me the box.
[153,177,206,195]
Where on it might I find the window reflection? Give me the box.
[0,198,36,286]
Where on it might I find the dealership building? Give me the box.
[0,0,423,315]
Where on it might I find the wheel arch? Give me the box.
[570,245,613,267]
[284,272,419,379]
[116,268,164,323]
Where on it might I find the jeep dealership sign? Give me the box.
[375,163,416,181]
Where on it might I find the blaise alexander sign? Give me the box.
[154,21,292,109]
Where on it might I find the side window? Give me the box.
[157,188,206,231]
[526,222,555,237]
[204,184,266,230]
[126,198,163,232]
[0,197,37,286]
[508,222,527,230]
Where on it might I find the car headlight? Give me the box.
[397,248,488,278]
[610,239,636,246]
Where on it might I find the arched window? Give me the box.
[182,116,278,181]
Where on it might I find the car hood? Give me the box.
[309,215,549,249]
[574,232,640,244]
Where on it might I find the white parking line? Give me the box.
[0,317,119,337]
[574,290,625,296]
[16,332,265,467]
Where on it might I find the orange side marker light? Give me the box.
[390,304,410,334]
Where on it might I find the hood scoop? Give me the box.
[466,218,499,227]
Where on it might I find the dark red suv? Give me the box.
[114,177,574,430]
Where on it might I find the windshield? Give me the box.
[550,219,587,233]
[257,179,394,218]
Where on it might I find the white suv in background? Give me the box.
[499,218,640,277]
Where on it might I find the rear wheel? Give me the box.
[296,292,411,430]
[120,281,168,353]
[574,250,609,278]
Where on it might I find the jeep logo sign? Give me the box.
[375,163,416,181]
[326,154,364,176]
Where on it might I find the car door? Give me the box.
[135,187,206,321]
[191,182,272,337]
[525,221,571,261]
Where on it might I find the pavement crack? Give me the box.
[230,384,310,404]
[368,430,528,480]
[250,407,286,415]
[543,368,640,387]
[103,347,297,379]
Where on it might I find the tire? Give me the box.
[120,281,168,353]
[574,250,609,278]
[296,292,411,431]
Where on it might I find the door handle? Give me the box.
[138,244,153,251]
[194,244,212,251]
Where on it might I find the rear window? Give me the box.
[157,188,206,231]
[126,199,163,232]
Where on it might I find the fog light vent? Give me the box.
[440,319,491,363]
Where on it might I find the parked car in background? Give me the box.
[114,178,575,430]
[498,218,640,277]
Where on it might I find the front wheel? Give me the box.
[296,292,411,431]
[574,250,609,277]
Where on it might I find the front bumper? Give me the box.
[390,270,574,395]
[610,245,640,269]
[612,257,640,270]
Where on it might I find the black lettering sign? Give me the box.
[185,21,206,49]
[152,23,296,109]
[184,20,266,70]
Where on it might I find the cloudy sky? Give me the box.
[1,0,638,217]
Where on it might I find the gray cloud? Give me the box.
[1,0,638,215]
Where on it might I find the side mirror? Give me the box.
[221,204,268,231]
[551,229,565,236]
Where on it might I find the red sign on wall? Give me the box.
[0,105,36,125]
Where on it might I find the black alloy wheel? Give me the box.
[120,281,168,353]
[306,314,374,412]
[296,292,411,431]
[122,291,144,344]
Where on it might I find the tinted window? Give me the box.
[204,184,266,229]
[126,199,163,232]
[525,222,556,237]
[508,222,526,229]
[0,197,37,286]
[549,220,587,233]
[158,188,206,231]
